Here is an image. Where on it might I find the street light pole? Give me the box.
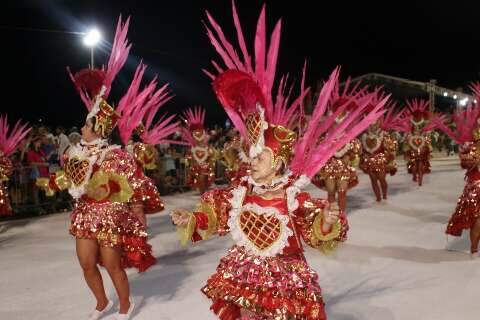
[429,79,436,113]
[83,28,101,69]
[90,47,94,69]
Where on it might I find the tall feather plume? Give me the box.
[0,115,31,157]
[66,16,131,111]
[139,83,185,145]
[290,68,387,178]
[205,1,306,133]
[433,104,480,144]
[103,16,132,99]
[116,63,156,145]
[431,82,480,144]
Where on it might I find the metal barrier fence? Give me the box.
[3,159,228,218]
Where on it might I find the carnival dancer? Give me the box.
[171,3,386,319]
[312,78,364,212]
[433,85,480,258]
[360,94,402,202]
[182,106,216,193]
[123,84,184,226]
[0,115,31,216]
[38,17,162,320]
[396,99,440,186]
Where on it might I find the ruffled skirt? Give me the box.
[446,181,480,236]
[70,200,155,272]
[360,152,397,176]
[202,245,326,320]
[312,158,357,191]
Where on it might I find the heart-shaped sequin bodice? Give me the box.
[239,210,282,251]
[65,157,90,186]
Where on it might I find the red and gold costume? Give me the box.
[173,3,386,319]
[0,116,31,216]
[396,99,441,186]
[64,140,155,271]
[434,92,480,254]
[360,129,398,176]
[313,139,361,190]
[310,79,372,211]
[127,142,164,214]
[403,132,432,177]
[446,145,480,237]
[39,16,185,272]
[182,106,216,191]
[0,155,13,216]
[178,178,348,320]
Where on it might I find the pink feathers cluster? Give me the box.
[0,115,31,157]
[67,16,180,147]
[205,1,386,179]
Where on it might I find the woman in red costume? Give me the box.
[182,106,216,193]
[396,99,441,186]
[171,3,385,319]
[434,84,480,258]
[123,85,184,226]
[39,17,172,320]
[0,115,31,216]
[312,79,366,212]
[360,94,402,202]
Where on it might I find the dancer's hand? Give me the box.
[171,209,191,227]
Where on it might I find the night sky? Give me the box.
[2,0,480,128]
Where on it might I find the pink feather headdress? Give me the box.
[205,1,385,179]
[181,106,208,146]
[67,16,131,139]
[0,115,31,157]
[396,98,443,133]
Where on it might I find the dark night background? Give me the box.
[2,0,480,128]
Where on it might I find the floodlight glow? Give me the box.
[83,29,101,47]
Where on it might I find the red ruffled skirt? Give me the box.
[70,200,155,272]
[312,158,357,191]
[360,152,397,176]
[187,163,215,189]
[406,150,431,175]
[446,181,480,236]
[202,245,327,320]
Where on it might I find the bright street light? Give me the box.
[82,28,101,69]
[83,29,101,47]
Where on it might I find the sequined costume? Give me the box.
[178,178,348,320]
[174,3,386,319]
[0,156,13,216]
[0,116,31,216]
[360,130,398,175]
[446,157,480,236]
[127,142,164,214]
[182,106,216,191]
[313,139,360,190]
[185,146,216,189]
[64,140,155,272]
[396,99,441,186]
[403,133,432,176]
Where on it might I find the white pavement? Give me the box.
[1,157,479,320]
